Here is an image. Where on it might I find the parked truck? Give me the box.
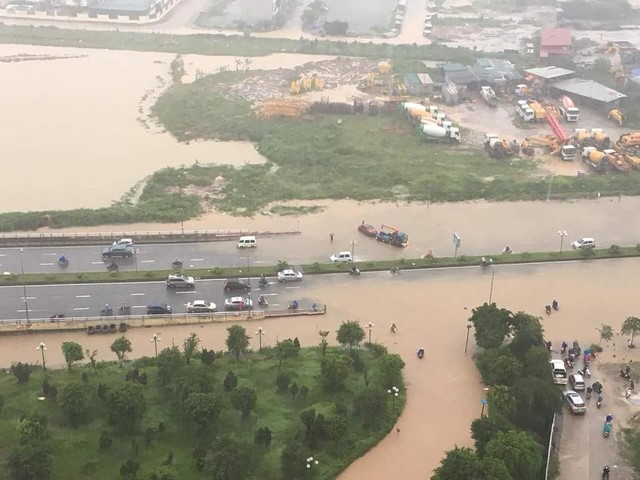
[418,123,461,143]
[484,134,518,159]
[517,101,535,122]
[590,128,611,149]
[559,96,580,122]
[376,225,409,247]
[480,86,498,107]
[616,132,640,153]
[401,102,426,112]
[581,146,609,172]
[528,100,546,122]
[608,109,626,126]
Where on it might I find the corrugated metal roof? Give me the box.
[525,66,575,79]
[416,73,433,84]
[552,79,627,103]
[474,58,523,81]
[441,63,467,72]
[445,68,479,85]
[403,73,420,84]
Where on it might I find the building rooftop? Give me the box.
[445,68,479,85]
[475,58,523,81]
[541,26,572,46]
[88,0,158,12]
[525,66,575,79]
[404,73,433,85]
[552,79,627,103]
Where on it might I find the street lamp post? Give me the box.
[558,230,568,254]
[19,248,30,324]
[255,327,265,351]
[350,240,357,262]
[306,456,318,478]
[37,342,46,371]
[366,322,374,344]
[465,324,473,354]
[151,333,161,358]
[387,386,399,410]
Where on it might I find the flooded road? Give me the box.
[0,45,337,212]
[2,259,640,479]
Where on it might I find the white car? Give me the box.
[224,296,253,311]
[277,269,304,282]
[330,251,353,263]
[113,238,134,246]
[186,300,217,313]
[571,237,596,249]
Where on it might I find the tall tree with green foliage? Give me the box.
[61,342,84,371]
[476,347,523,386]
[487,385,516,420]
[336,320,365,350]
[597,323,614,345]
[184,392,221,435]
[106,383,147,432]
[59,383,89,427]
[7,442,52,480]
[352,386,388,429]
[226,325,250,361]
[509,313,544,359]
[485,430,544,480]
[470,414,514,456]
[375,353,405,389]
[470,303,513,350]
[273,339,299,373]
[621,316,640,347]
[230,387,257,419]
[208,437,253,480]
[431,446,481,480]
[320,354,352,392]
[183,333,200,365]
[318,330,330,356]
[523,346,552,381]
[110,336,132,367]
[156,347,183,387]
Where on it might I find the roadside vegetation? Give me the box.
[432,304,558,480]
[0,325,405,480]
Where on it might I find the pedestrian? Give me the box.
[329,233,334,242]
[396,427,400,436]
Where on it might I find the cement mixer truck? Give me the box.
[590,128,611,149]
[581,146,609,172]
[480,86,498,108]
[559,96,579,122]
[401,102,426,112]
[418,123,461,143]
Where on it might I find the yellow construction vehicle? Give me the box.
[528,101,546,122]
[484,134,511,159]
[590,128,611,149]
[581,146,609,172]
[520,138,535,156]
[525,136,577,161]
[608,109,626,126]
[603,149,631,173]
[617,132,640,149]
[623,154,640,169]
[571,128,592,147]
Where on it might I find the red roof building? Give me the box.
[540,27,572,58]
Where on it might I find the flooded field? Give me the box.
[0,45,336,212]
[325,0,397,35]
[2,259,640,479]
[196,0,274,29]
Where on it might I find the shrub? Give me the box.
[608,245,622,255]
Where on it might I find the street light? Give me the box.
[387,386,399,410]
[255,327,265,351]
[306,456,319,478]
[151,333,161,358]
[366,322,374,344]
[19,248,30,324]
[465,324,473,354]
[37,342,46,371]
[350,240,357,262]
[558,230,568,253]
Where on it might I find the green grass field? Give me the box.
[0,346,404,480]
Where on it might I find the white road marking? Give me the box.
[260,293,278,296]
[91,261,104,265]
[285,286,300,289]
[140,260,155,263]
[17,309,32,313]
[43,253,57,256]
[73,307,90,311]
[40,263,55,266]
[76,295,91,298]
[131,293,145,296]
[271,304,280,307]
[132,305,146,309]
[190,258,204,262]
[175,291,197,294]
[0,254,5,257]
[21,296,36,300]
[253,260,267,264]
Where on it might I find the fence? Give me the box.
[544,413,558,480]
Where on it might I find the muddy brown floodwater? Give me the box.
[2,259,640,479]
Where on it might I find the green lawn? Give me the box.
[0,346,404,480]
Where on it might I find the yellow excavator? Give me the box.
[608,109,626,127]
[525,136,577,161]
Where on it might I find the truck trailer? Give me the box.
[418,123,461,143]
[559,96,580,122]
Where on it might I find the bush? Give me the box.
[99,431,113,450]
[276,372,291,392]
[608,245,622,255]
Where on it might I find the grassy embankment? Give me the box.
[0,347,404,479]
[4,245,639,286]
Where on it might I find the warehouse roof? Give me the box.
[552,78,627,103]
[475,58,523,81]
[525,66,574,79]
[445,68,479,85]
[404,73,433,85]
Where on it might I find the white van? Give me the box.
[237,236,257,248]
[550,360,568,385]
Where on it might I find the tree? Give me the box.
[224,370,238,392]
[208,437,253,480]
[200,348,216,366]
[485,430,543,480]
[336,320,365,349]
[61,342,84,371]
[318,330,330,356]
[487,385,516,420]
[432,446,481,480]
[375,353,405,389]
[321,354,352,392]
[170,366,212,400]
[7,442,52,480]
[59,383,89,427]
[273,339,299,373]
[352,386,388,429]
[183,333,200,365]
[110,336,132,367]
[597,323,614,345]
[85,349,98,375]
[149,466,178,480]
[299,409,328,448]
[523,346,552,381]
[470,414,514,456]
[106,383,146,432]
[476,347,523,386]
[299,385,309,401]
[289,383,299,399]
[479,456,513,480]
[10,362,33,384]
[226,325,250,361]
[231,387,257,419]
[254,426,272,447]
[156,347,183,387]
[621,316,640,346]
[281,440,310,480]
[17,418,48,444]
[184,392,221,435]
[276,372,291,392]
[509,313,544,359]
[99,430,113,450]
[511,376,562,437]
[119,459,139,480]
[470,303,513,350]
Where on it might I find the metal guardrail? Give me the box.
[0,229,301,247]
[544,413,558,480]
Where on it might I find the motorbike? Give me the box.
[349,266,361,276]
[258,276,268,287]
[417,348,425,359]
[545,305,552,315]
[288,300,299,311]
[118,304,132,315]
[596,395,603,408]
[172,259,183,269]
[58,256,69,267]
[603,421,612,438]
[106,262,118,272]
[602,466,610,480]
[101,305,114,316]
[586,386,592,399]
[564,357,575,369]
[620,366,631,379]
[592,381,603,394]
[49,314,65,322]
[258,295,268,307]
[390,266,400,275]
[578,367,592,378]
[390,324,398,334]
[561,341,568,354]
[552,300,559,311]
[502,245,512,254]
[480,257,493,268]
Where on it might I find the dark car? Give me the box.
[102,244,135,258]
[224,279,251,292]
[358,223,378,237]
[146,303,172,315]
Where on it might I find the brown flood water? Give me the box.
[3,258,640,479]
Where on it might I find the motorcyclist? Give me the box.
[480,257,493,267]
[350,265,360,275]
[390,323,398,334]
[552,299,559,310]
[172,258,182,266]
[259,274,267,286]
[602,465,610,479]
[288,300,299,310]
[545,305,552,315]
[258,295,268,306]
[503,245,512,254]
[561,341,568,353]
[390,266,400,275]
[417,348,425,358]
[58,254,68,264]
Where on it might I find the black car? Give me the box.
[102,244,135,258]
[146,303,172,315]
[223,279,251,292]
